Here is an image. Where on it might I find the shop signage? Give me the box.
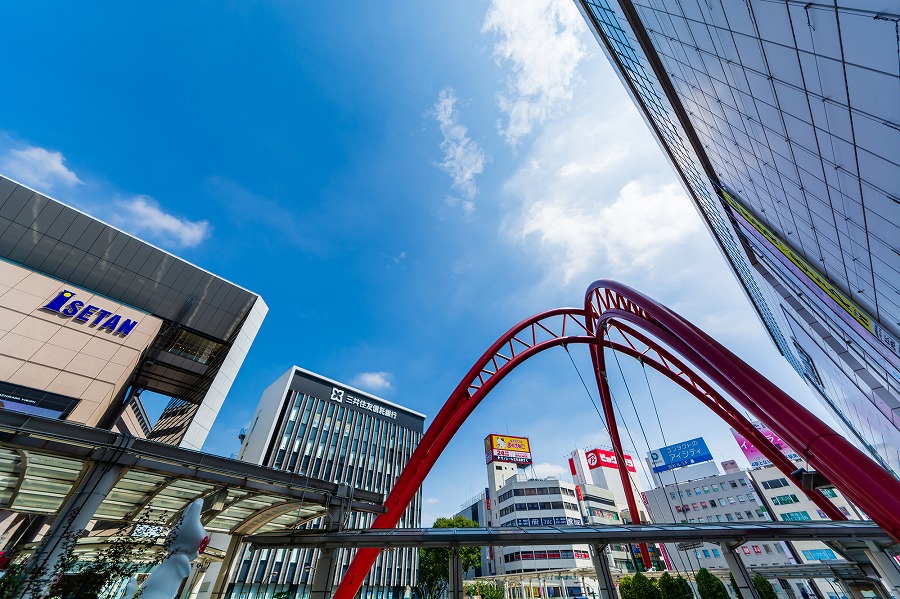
[585,448,637,472]
[484,434,533,466]
[649,437,714,473]
[731,424,799,467]
[41,290,138,336]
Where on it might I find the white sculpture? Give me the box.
[125,498,208,599]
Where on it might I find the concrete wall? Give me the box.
[0,259,161,426]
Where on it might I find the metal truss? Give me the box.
[332,280,900,599]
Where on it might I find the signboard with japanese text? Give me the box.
[649,437,714,473]
[568,448,637,473]
[730,424,800,467]
[484,434,533,466]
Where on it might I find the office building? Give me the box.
[574,0,900,475]
[578,483,637,572]
[644,461,786,573]
[217,367,425,599]
[484,435,594,587]
[0,175,266,448]
[569,447,647,519]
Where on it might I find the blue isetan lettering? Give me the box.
[92,309,112,326]
[61,300,84,317]
[75,305,99,322]
[116,319,138,336]
[42,290,76,312]
[100,314,121,332]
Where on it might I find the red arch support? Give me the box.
[332,280,900,598]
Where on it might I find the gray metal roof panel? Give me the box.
[0,176,261,342]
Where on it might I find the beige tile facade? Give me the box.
[0,260,161,426]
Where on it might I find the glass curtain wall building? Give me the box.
[224,367,425,599]
[574,0,900,474]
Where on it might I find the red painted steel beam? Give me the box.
[589,329,654,568]
[333,308,594,597]
[606,335,845,521]
[335,281,900,598]
[587,280,900,538]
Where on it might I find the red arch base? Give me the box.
[332,280,900,598]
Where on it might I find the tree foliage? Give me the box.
[619,575,634,599]
[631,572,662,599]
[0,510,166,599]
[417,515,482,599]
[465,580,505,599]
[752,575,778,599]
[676,575,695,599]
[659,572,684,599]
[696,568,730,599]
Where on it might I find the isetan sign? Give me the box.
[41,290,139,337]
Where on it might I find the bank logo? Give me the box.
[330,388,344,403]
[41,290,138,337]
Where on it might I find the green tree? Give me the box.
[675,575,695,599]
[619,575,634,599]
[659,572,683,599]
[752,575,778,599]
[465,580,505,599]
[730,572,738,597]
[631,572,661,599]
[417,515,482,599]
[696,568,730,599]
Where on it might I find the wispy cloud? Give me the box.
[109,195,211,248]
[499,83,700,285]
[483,0,587,146]
[432,88,487,215]
[351,371,393,393]
[0,138,212,250]
[1,145,82,191]
[424,497,440,505]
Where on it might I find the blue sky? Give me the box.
[0,1,839,526]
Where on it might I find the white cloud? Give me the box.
[433,88,487,211]
[109,195,212,248]
[424,497,440,505]
[1,145,82,191]
[482,0,588,146]
[351,371,393,393]
[531,462,567,478]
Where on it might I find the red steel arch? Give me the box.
[332,280,900,598]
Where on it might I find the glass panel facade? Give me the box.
[577,0,900,475]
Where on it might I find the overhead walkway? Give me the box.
[246,521,894,549]
[0,411,384,575]
[246,522,900,599]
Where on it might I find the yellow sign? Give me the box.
[720,190,873,333]
[486,434,531,452]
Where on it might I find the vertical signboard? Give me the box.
[730,425,800,467]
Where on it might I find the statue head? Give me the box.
[169,498,207,558]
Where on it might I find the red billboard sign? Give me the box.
[585,448,637,472]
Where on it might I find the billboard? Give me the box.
[730,425,799,468]
[484,434,533,466]
[568,448,637,473]
[648,437,714,473]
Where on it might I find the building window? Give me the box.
[771,494,800,506]
[781,511,812,522]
